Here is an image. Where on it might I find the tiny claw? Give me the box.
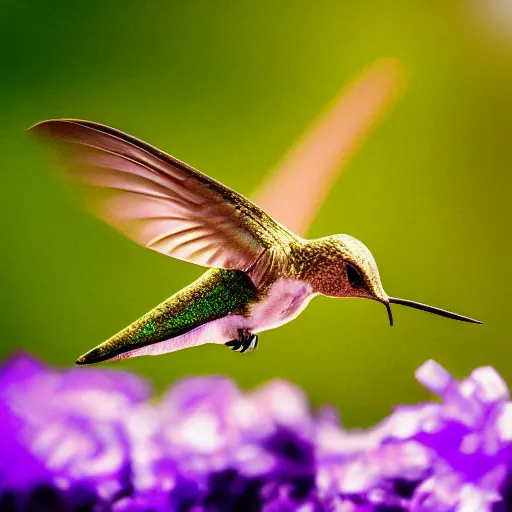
[241,334,258,353]
[226,329,258,353]
[225,339,242,351]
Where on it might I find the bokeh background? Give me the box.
[2,1,512,427]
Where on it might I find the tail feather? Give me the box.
[75,309,192,365]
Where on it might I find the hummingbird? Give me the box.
[30,119,482,365]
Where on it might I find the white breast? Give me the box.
[247,278,314,333]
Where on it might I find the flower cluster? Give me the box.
[1,354,511,511]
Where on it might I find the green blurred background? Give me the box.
[2,1,512,427]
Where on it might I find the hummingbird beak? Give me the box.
[385,301,394,326]
[387,297,482,324]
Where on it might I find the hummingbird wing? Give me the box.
[29,119,295,286]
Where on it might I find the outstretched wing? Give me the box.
[30,119,295,286]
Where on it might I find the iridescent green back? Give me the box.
[78,268,258,363]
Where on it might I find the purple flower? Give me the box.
[1,353,511,511]
[0,353,151,509]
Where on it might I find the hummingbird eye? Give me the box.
[346,264,365,289]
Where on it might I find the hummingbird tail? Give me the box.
[75,312,170,365]
[76,348,111,365]
[75,335,140,364]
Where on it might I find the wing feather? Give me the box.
[30,119,294,285]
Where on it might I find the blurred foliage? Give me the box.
[2,0,512,427]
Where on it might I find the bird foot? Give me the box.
[225,329,258,353]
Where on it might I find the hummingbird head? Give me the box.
[305,234,482,326]
[307,234,388,301]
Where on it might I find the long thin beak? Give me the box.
[388,297,482,324]
[385,302,394,326]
